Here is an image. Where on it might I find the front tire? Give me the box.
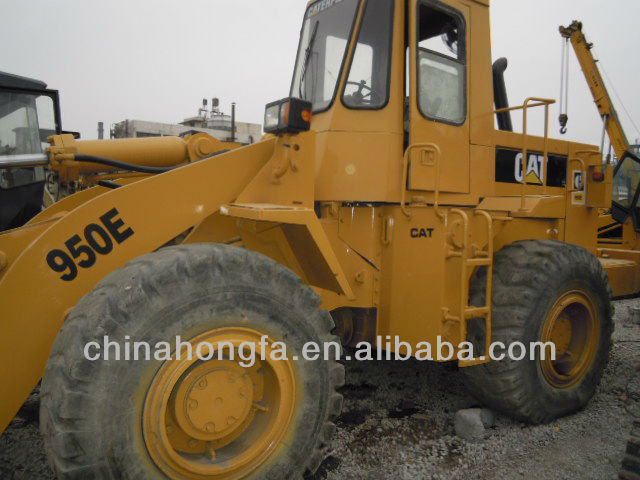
[40,244,344,479]
[463,240,613,424]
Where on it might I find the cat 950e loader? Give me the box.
[0,0,638,478]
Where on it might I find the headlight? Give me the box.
[264,104,281,132]
[263,97,312,135]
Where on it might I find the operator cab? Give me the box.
[286,0,467,124]
[0,72,61,231]
[266,0,478,201]
[267,0,580,207]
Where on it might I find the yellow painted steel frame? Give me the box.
[220,204,354,300]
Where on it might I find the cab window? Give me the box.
[417,1,466,125]
[290,0,361,113]
[342,0,394,109]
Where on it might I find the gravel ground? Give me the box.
[1,298,639,480]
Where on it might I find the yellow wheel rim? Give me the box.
[540,291,600,389]
[143,327,296,479]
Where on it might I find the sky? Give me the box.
[2,0,639,147]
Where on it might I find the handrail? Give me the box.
[495,101,553,113]
[496,97,556,211]
[401,143,443,219]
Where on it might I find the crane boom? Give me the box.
[560,21,630,160]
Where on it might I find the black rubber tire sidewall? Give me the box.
[514,261,611,419]
[462,240,613,423]
[40,244,343,480]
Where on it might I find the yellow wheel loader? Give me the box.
[0,1,637,478]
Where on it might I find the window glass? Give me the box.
[36,95,56,151]
[343,0,394,109]
[325,36,348,100]
[291,0,360,112]
[0,166,45,189]
[0,90,50,189]
[613,156,640,209]
[420,30,458,59]
[417,3,466,124]
[0,91,41,156]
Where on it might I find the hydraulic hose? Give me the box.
[72,149,231,175]
[73,155,179,174]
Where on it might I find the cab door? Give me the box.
[407,0,470,194]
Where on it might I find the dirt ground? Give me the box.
[1,298,639,480]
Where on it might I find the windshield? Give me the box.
[0,90,53,188]
[290,0,360,112]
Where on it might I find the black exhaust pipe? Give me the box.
[493,57,513,132]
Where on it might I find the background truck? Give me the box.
[0,71,60,231]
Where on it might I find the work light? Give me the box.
[263,97,312,135]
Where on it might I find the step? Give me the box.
[598,256,640,297]
[464,307,490,319]
[466,258,492,267]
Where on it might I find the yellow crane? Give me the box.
[559,21,630,161]
[560,21,640,247]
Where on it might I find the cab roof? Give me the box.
[0,71,48,91]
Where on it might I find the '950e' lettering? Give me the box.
[46,208,134,282]
[410,228,434,239]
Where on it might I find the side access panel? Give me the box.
[378,206,450,350]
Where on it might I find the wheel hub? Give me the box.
[143,327,296,479]
[549,315,572,357]
[173,361,255,442]
[540,291,600,389]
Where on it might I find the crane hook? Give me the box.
[559,114,568,135]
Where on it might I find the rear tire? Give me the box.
[40,243,344,479]
[463,240,613,424]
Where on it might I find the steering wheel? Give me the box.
[346,80,379,105]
